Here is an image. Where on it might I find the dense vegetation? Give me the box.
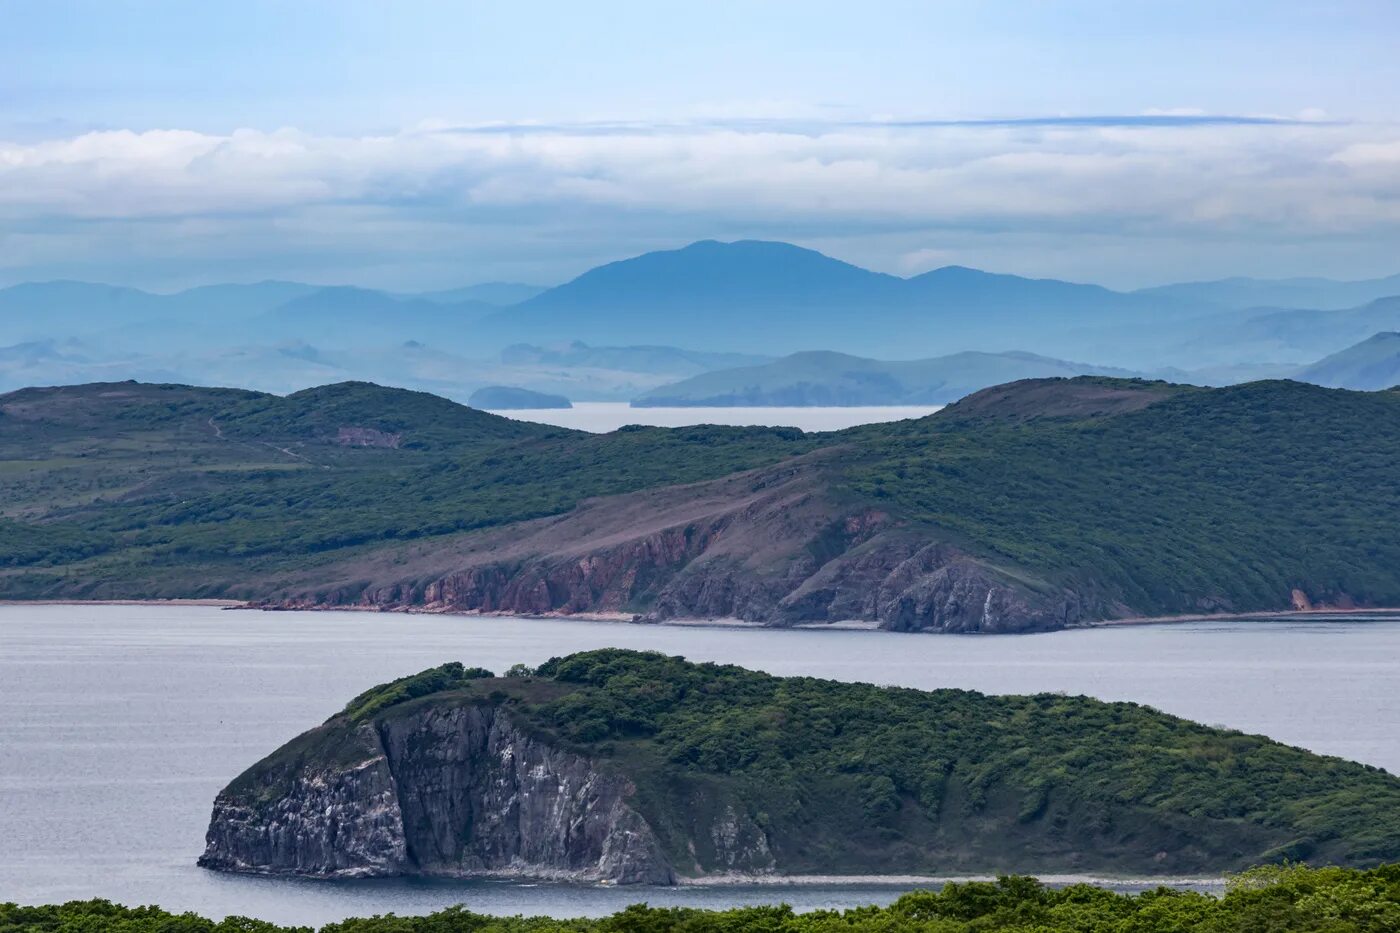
[233,650,1400,876]
[0,381,810,594]
[6,864,1400,933]
[5,375,1400,619]
[839,379,1400,614]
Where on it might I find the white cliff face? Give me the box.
[376,704,674,883]
[198,723,409,877]
[199,705,677,884]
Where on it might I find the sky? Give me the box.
[3,0,1400,290]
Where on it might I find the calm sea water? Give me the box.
[3,605,1398,924]
[485,402,943,433]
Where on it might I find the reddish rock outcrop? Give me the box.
[265,452,1085,633]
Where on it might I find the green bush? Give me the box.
[6,864,1400,933]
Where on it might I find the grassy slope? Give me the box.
[839,379,1400,615]
[0,381,811,595]
[228,651,1400,875]
[4,376,1400,619]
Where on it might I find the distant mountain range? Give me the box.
[1136,274,1400,312]
[473,240,1400,364]
[633,332,1400,407]
[3,240,1399,393]
[0,279,534,350]
[633,349,1139,407]
[1295,331,1400,391]
[499,340,767,375]
[412,282,545,305]
[472,240,1203,359]
[1178,297,1400,364]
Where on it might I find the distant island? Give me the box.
[5,376,1400,632]
[632,349,1137,407]
[200,650,1400,882]
[468,385,572,409]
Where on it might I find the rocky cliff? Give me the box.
[200,701,679,882]
[262,453,1086,633]
[201,652,1400,884]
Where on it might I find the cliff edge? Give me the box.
[201,651,1400,883]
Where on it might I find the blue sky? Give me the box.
[3,1,1400,289]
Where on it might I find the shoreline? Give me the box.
[0,598,247,607]
[4,598,1400,631]
[672,871,1224,889]
[1083,607,1400,627]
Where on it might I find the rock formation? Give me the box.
[200,703,681,882]
[262,453,1085,633]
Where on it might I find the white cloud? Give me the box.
[2,117,1400,286]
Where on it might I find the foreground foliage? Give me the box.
[5,864,1399,933]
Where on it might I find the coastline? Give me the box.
[243,602,884,629]
[0,598,247,607]
[1084,607,1400,628]
[3,598,1400,631]
[672,871,1224,889]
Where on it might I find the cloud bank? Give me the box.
[2,116,1399,288]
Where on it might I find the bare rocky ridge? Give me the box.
[264,451,1085,633]
[200,704,680,883]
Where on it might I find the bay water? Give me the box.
[3,605,1398,924]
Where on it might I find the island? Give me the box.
[631,349,1135,407]
[199,650,1400,883]
[467,385,572,409]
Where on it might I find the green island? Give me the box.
[6,864,1399,932]
[199,651,1400,882]
[4,376,1400,630]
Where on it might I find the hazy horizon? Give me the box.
[5,1,1400,291]
[3,237,1399,297]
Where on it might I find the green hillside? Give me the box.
[0,381,810,593]
[838,378,1400,615]
[4,376,1400,624]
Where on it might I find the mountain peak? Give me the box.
[518,239,900,312]
[1295,330,1400,391]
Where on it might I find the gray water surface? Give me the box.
[485,402,943,433]
[3,604,1398,924]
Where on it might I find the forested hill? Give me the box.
[3,377,1400,631]
[203,650,1400,881]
